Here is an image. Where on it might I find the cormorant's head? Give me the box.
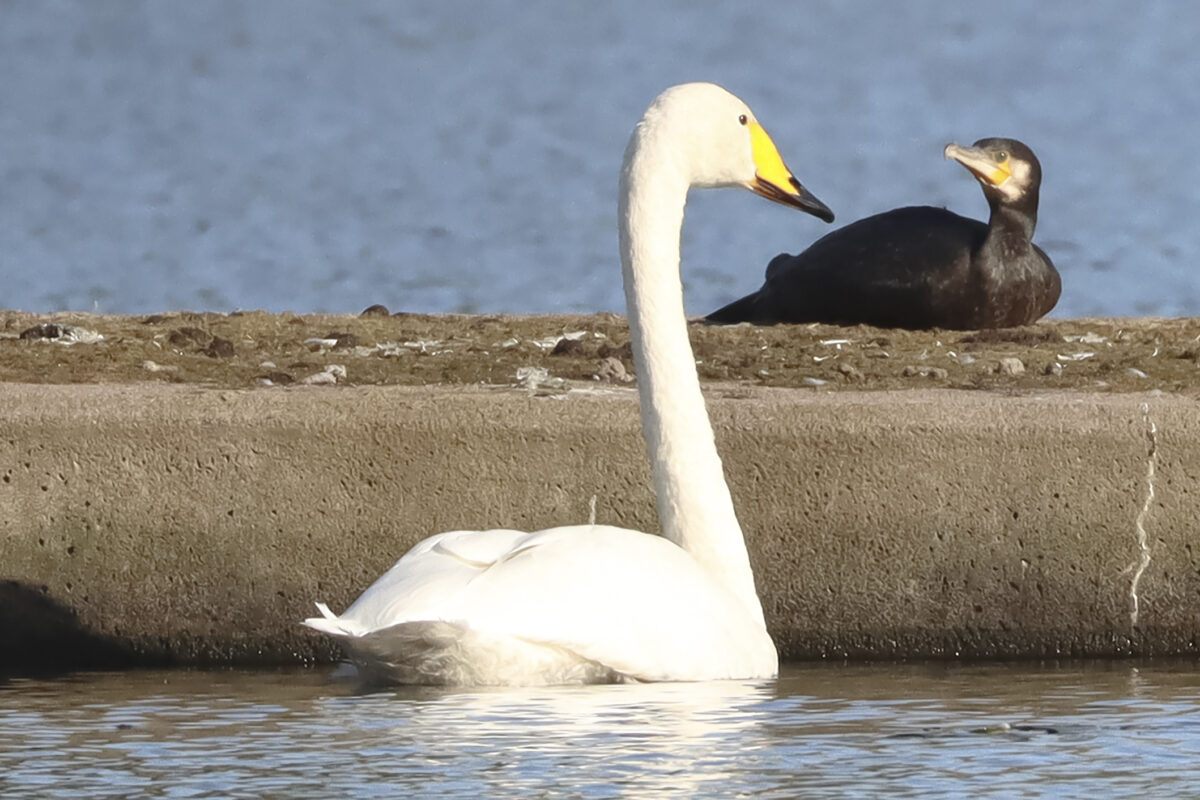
[943,138,1041,205]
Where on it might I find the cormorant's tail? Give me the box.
[705,291,766,324]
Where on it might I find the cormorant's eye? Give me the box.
[738,114,748,125]
[996,151,1009,162]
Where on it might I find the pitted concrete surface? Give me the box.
[3,382,1197,671]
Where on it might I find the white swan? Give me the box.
[303,83,834,685]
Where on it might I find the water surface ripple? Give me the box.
[2,662,1198,798]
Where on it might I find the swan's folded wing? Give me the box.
[307,528,533,636]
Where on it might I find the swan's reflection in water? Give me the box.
[320,676,780,798]
[3,662,1199,798]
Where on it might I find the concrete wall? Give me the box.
[2,382,1197,670]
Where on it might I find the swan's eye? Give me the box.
[738,114,748,125]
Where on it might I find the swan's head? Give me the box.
[634,83,834,223]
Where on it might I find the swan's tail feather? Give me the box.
[302,602,359,637]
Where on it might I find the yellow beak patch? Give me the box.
[749,122,794,189]
[987,158,1013,186]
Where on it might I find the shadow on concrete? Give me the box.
[0,580,138,676]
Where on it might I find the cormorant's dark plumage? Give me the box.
[706,138,1060,329]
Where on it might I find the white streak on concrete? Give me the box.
[1129,402,1158,627]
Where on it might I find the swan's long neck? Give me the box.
[618,123,766,628]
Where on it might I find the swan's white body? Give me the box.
[304,83,833,685]
[306,525,775,685]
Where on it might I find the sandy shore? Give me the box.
[2,309,1199,393]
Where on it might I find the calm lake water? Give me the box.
[3,0,1199,318]
[3,662,1198,798]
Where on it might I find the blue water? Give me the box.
[2,1,1198,317]
[3,662,1198,798]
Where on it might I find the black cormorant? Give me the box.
[706,138,1060,329]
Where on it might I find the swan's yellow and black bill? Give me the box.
[944,142,1012,187]
[747,122,834,223]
